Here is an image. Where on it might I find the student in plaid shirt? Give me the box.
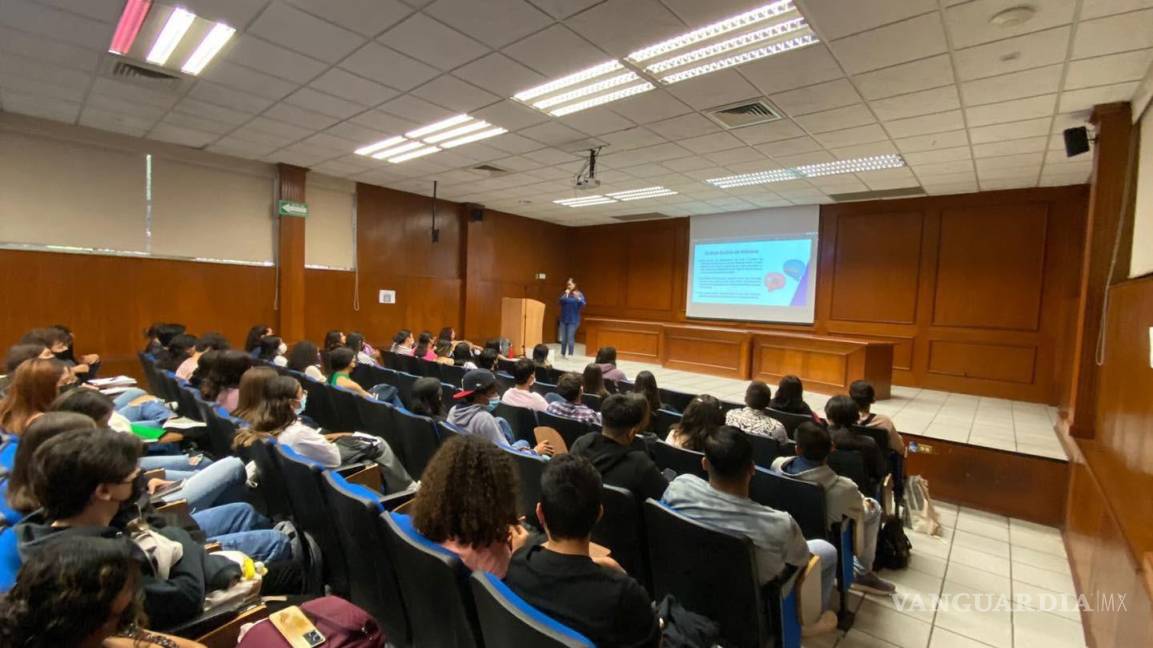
[544,373,602,427]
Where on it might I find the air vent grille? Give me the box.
[472,164,509,176]
[707,98,783,129]
[828,187,926,202]
[112,61,180,81]
[611,212,672,222]
[98,56,188,91]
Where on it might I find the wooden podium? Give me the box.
[500,297,545,356]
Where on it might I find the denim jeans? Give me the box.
[192,502,291,562]
[120,400,175,427]
[139,454,211,473]
[112,388,149,409]
[853,497,883,576]
[806,538,838,610]
[557,321,578,356]
[159,456,247,512]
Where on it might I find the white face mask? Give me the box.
[278,342,288,355]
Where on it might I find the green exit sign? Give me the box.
[278,200,309,217]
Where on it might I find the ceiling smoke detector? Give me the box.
[990,5,1036,28]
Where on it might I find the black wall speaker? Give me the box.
[1064,126,1090,157]
[465,203,485,221]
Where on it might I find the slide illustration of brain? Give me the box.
[783,259,807,281]
[763,272,787,292]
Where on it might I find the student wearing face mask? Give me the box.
[255,335,288,367]
[447,370,554,456]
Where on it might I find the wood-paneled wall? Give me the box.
[568,186,1088,403]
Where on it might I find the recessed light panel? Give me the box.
[111,3,234,76]
[555,186,678,206]
[354,115,506,163]
[513,60,655,117]
[707,155,906,188]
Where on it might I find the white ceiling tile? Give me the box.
[740,45,846,95]
[894,129,971,153]
[503,25,609,77]
[36,0,121,22]
[520,121,588,146]
[972,136,1049,158]
[613,141,694,163]
[915,170,977,185]
[181,0,269,29]
[1072,8,1153,58]
[803,0,937,40]
[485,132,546,154]
[249,3,365,63]
[771,79,861,116]
[812,123,890,148]
[411,75,501,112]
[0,89,80,123]
[453,53,548,98]
[283,0,411,36]
[93,77,181,110]
[1039,172,1089,186]
[300,132,361,152]
[340,43,440,91]
[646,113,721,140]
[228,36,327,84]
[472,99,551,130]
[870,86,960,121]
[349,109,421,134]
[902,146,973,165]
[852,55,954,101]
[960,65,1063,106]
[976,152,1045,171]
[1080,0,1153,19]
[883,110,965,137]
[149,124,220,148]
[965,94,1056,127]
[425,0,552,48]
[754,136,825,157]
[1065,50,1153,89]
[284,87,367,119]
[159,110,238,135]
[244,115,316,140]
[828,13,948,75]
[608,88,694,123]
[378,94,456,124]
[944,0,1076,49]
[773,151,835,167]
[523,147,578,164]
[558,107,636,136]
[320,121,391,145]
[207,139,281,159]
[829,140,899,159]
[566,0,686,57]
[525,0,603,19]
[0,0,112,49]
[188,81,276,114]
[730,120,806,145]
[910,159,975,176]
[953,27,1070,81]
[923,182,979,195]
[663,156,721,172]
[309,69,399,107]
[967,117,1051,143]
[666,70,761,110]
[263,103,339,130]
[0,24,100,72]
[0,75,86,103]
[597,127,668,151]
[1058,82,1139,112]
[793,104,876,133]
[78,107,154,136]
[0,53,92,90]
[201,60,298,100]
[86,93,168,120]
[379,13,489,71]
[678,132,745,154]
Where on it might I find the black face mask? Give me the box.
[113,475,148,525]
[53,350,70,361]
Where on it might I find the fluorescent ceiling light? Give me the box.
[532,72,640,110]
[405,114,471,139]
[708,155,906,188]
[661,34,817,84]
[146,7,195,65]
[355,136,407,157]
[388,146,441,163]
[607,186,678,200]
[549,82,654,116]
[423,120,491,143]
[514,61,623,102]
[628,0,796,63]
[109,0,151,55]
[554,195,616,207]
[181,22,235,75]
[440,127,507,149]
[645,17,808,73]
[370,140,424,160]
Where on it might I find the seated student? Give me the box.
[452,342,478,368]
[412,331,438,362]
[433,339,455,365]
[50,325,102,380]
[666,395,725,451]
[286,340,325,381]
[390,329,415,356]
[582,363,609,398]
[9,412,287,563]
[0,358,70,436]
[501,358,550,412]
[570,393,667,502]
[824,395,886,487]
[232,366,279,422]
[593,346,628,383]
[412,435,528,577]
[20,327,95,381]
[155,333,197,373]
[544,373,602,426]
[408,377,446,419]
[726,381,788,442]
[319,330,346,373]
[448,370,553,455]
[0,535,207,648]
[347,332,379,368]
[255,336,287,367]
[143,323,186,357]
[234,376,413,493]
[633,370,674,414]
[504,454,660,647]
[769,375,816,419]
[326,347,373,399]
[476,347,499,372]
[772,422,895,595]
[850,380,905,456]
[200,350,253,413]
[176,332,229,381]
[0,343,55,399]
[531,343,552,369]
[16,429,249,630]
[663,426,838,635]
[244,324,273,357]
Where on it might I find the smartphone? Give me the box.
[268,606,326,648]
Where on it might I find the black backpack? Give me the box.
[874,515,912,570]
[657,594,722,648]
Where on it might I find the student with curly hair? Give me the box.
[411,435,527,577]
[666,394,725,451]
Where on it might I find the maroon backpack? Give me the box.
[238,596,385,648]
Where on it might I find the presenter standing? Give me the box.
[558,277,585,359]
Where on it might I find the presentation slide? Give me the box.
[686,206,820,324]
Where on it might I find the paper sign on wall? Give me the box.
[379,290,396,304]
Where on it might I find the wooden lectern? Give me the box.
[500,297,545,356]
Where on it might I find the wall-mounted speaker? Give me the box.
[1063,126,1090,158]
[465,203,485,221]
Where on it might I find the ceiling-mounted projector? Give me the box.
[573,146,603,190]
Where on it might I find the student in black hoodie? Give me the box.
[569,393,668,502]
[15,428,244,630]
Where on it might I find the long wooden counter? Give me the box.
[583,317,894,399]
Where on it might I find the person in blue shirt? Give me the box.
[557,277,586,359]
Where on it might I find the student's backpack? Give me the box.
[874,515,912,570]
[902,475,941,536]
[657,594,722,648]
[237,596,385,647]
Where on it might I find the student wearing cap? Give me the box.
[448,369,554,456]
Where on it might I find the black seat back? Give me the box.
[469,572,594,648]
[851,424,891,456]
[350,363,396,391]
[644,500,769,648]
[658,388,695,413]
[325,384,364,432]
[492,403,539,444]
[274,444,349,595]
[746,434,784,468]
[749,467,827,539]
[243,436,294,521]
[175,383,204,420]
[536,412,593,449]
[355,397,410,472]
[394,354,422,376]
[649,440,707,479]
[648,409,682,438]
[579,393,602,411]
[504,446,546,520]
[592,485,649,591]
[494,372,515,395]
[766,408,813,438]
[296,373,334,430]
[530,381,556,397]
[440,364,467,387]
[394,409,442,479]
[198,401,240,460]
[828,449,874,496]
[379,351,399,370]
[393,371,420,407]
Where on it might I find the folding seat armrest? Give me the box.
[143,468,166,481]
[194,604,268,648]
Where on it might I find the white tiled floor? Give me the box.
[803,501,1087,648]
[549,343,1067,460]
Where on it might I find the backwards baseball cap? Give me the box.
[453,369,497,400]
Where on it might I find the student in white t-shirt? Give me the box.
[501,358,549,412]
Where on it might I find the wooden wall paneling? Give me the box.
[583,319,664,364]
[276,164,308,343]
[662,324,751,379]
[624,226,677,312]
[926,339,1037,384]
[828,210,923,324]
